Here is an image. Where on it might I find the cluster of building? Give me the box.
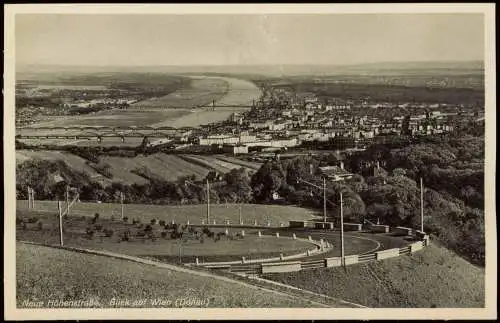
[192,92,480,155]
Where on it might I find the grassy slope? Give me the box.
[16,151,250,185]
[17,200,319,224]
[16,210,313,260]
[101,153,212,183]
[263,242,485,308]
[16,243,317,308]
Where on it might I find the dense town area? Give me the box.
[196,85,484,156]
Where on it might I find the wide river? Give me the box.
[150,76,262,128]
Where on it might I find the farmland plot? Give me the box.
[98,156,150,185]
[179,155,235,174]
[215,155,262,171]
[136,153,211,181]
[100,153,212,184]
[16,150,107,182]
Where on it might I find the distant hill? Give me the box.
[16,61,484,79]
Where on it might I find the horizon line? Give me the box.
[16,59,485,69]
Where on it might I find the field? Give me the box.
[16,243,319,308]
[213,155,262,170]
[16,150,113,184]
[131,77,229,109]
[263,242,485,308]
[180,155,240,173]
[16,151,257,185]
[100,153,212,183]
[17,200,319,224]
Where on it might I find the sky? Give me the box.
[15,13,485,67]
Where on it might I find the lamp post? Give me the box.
[297,177,327,223]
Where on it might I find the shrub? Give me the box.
[144,224,153,233]
[86,229,95,240]
[121,230,131,241]
[159,220,166,226]
[161,231,167,238]
[147,232,156,242]
[151,219,157,225]
[103,229,114,237]
[123,216,129,223]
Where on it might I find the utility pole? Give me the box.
[239,203,242,225]
[58,201,64,246]
[420,177,424,232]
[206,178,210,223]
[66,185,70,217]
[297,178,327,224]
[27,187,31,209]
[120,191,124,220]
[340,192,345,267]
[323,177,327,223]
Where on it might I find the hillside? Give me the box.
[263,242,485,308]
[16,150,258,186]
[16,243,319,308]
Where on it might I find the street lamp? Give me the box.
[296,177,328,223]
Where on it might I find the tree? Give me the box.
[251,161,286,203]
